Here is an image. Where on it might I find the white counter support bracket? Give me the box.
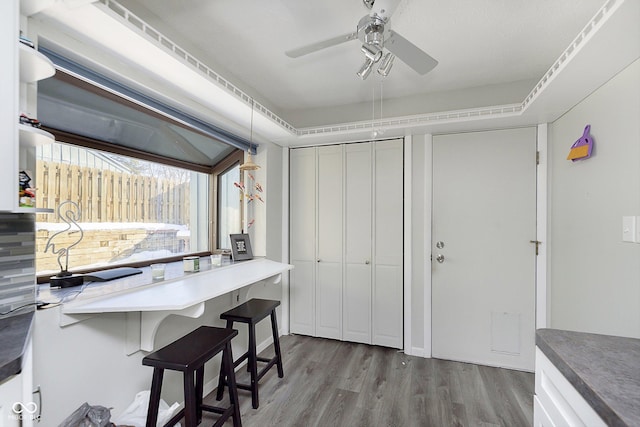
[123,303,205,354]
[140,303,205,352]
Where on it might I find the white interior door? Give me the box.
[316,145,343,339]
[344,142,372,343]
[432,128,537,371]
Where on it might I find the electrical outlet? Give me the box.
[231,290,240,306]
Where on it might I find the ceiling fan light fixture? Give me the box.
[377,52,395,77]
[356,58,375,80]
[361,43,383,62]
[364,28,384,47]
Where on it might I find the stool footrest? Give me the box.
[233,352,249,368]
[257,358,278,382]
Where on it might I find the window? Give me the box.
[218,164,241,249]
[213,151,244,251]
[35,140,210,277]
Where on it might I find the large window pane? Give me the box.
[218,164,241,249]
[35,142,209,275]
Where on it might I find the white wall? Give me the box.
[548,58,640,337]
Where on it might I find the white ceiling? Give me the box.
[116,0,605,127]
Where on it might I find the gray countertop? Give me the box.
[536,328,640,427]
[0,310,34,383]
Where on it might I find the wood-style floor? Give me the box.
[203,334,534,427]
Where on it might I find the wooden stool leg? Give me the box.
[223,341,243,427]
[248,322,259,409]
[146,368,164,427]
[215,354,226,401]
[216,319,235,401]
[183,369,198,427]
[195,366,205,424]
[270,309,284,378]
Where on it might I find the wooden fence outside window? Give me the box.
[34,159,192,273]
[35,160,190,224]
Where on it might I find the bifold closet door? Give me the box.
[289,147,316,336]
[373,140,404,349]
[315,145,343,339]
[343,143,373,344]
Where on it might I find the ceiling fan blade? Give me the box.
[285,31,358,58]
[386,30,438,75]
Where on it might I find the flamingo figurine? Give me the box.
[45,200,85,287]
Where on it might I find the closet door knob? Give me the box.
[365,260,370,265]
[317,259,321,263]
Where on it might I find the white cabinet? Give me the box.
[534,348,605,427]
[0,374,22,427]
[0,0,55,212]
[290,140,404,348]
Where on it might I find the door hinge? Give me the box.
[536,151,540,165]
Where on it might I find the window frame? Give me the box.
[35,129,216,284]
[211,150,244,252]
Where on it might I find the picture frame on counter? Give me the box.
[230,233,253,261]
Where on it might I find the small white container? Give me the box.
[183,256,200,272]
[210,254,222,266]
[150,263,166,280]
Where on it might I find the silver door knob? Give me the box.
[365,260,370,265]
[435,254,445,263]
[436,241,445,249]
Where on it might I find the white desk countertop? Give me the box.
[40,258,293,352]
[61,258,293,314]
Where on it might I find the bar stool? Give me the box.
[216,298,284,409]
[142,326,242,427]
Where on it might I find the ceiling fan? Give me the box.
[285,0,438,80]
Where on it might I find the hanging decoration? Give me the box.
[567,125,594,161]
[234,99,265,231]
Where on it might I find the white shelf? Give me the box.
[18,43,54,83]
[18,124,54,147]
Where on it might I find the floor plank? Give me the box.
[201,335,534,426]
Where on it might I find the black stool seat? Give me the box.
[216,298,284,409]
[143,326,241,427]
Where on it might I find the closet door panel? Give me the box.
[373,140,404,349]
[344,143,372,343]
[316,145,343,339]
[290,147,316,261]
[289,147,316,335]
[344,265,371,343]
[316,263,342,339]
[289,261,315,335]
